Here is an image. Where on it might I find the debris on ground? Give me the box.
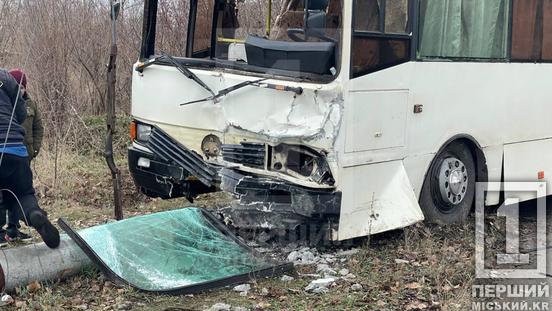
[115,302,132,310]
[305,277,336,293]
[26,280,41,293]
[206,302,231,311]
[344,273,356,279]
[285,246,361,265]
[316,263,337,277]
[280,275,294,282]
[233,284,251,293]
[321,254,337,263]
[254,301,272,309]
[0,294,14,306]
[287,247,317,265]
[350,283,363,291]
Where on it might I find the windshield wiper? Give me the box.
[181,78,266,106]
[160,52,215,97]
[180,79,303,106]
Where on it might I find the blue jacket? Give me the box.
[0,69,27,147]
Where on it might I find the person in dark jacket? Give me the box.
[0,68,59,249]
[15,70,43,160]
[0,69,43,244]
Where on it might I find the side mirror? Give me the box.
[111,1,121,20]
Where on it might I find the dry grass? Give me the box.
[2,149,479,310]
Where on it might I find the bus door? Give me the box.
[337,0,422,240]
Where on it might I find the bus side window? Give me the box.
[418,0,509,59]
[511,0,552,61]
[354,0,381,32]
[351,0,410,78]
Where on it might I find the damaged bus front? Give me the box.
[129,0,425,240]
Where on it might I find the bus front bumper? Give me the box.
[128,147,216,200]
[128,147,341,231]
[128,125,342,231]
[218,168,341,230]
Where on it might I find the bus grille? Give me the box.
[148,127,218,186]
[222,143,265,169]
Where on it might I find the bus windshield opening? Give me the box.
[189,0,343,77]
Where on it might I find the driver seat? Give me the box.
[287,0,335,42]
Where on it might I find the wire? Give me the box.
[0,188,32,238]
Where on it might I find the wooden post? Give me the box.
[105,1,123,220]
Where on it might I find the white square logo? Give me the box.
[475,182,547,279]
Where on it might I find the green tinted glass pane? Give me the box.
[418,0,509,59]
[74,208,282,292]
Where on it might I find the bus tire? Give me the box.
[419,142,476,225]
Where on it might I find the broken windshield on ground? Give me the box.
[60,208,291,294]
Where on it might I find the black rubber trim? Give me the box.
[58,209,293,295]
[139,56,336,83]
[140,0,157,60]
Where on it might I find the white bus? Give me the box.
[129,0,551,240]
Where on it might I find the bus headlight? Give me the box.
[136,123,152,143]
[201,134,222,159]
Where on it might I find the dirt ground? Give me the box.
[0,148,506,310]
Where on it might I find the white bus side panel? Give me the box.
[504,139,552,201]
[343,62,552,208]
[337,160,424,241]
[345,90,409,153]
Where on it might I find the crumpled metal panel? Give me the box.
[338,160,424,240]
[59,208,292,294]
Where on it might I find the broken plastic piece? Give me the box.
[59,208,292,294]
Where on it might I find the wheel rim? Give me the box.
[438,157,469,210]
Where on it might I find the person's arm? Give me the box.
[0,70,26,123]
[32,103,44,155]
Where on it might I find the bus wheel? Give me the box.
[419,142,476,224]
